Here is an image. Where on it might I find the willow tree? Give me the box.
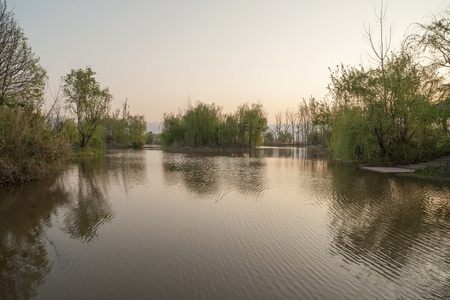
[412,7,450,68]
[328,50,448,163]
[236,102,268,147]
[410,7,450,138]
[62,67,112,151]
[183,102,222,147]
[160,112,185,148]
[324,2,450,164]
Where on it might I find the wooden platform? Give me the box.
[361,167,416,174]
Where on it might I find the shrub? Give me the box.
[0,106,70,185]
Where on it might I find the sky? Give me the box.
[6,0,448,123]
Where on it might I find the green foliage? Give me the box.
[325,50,450,164]
[236,102,268,147]
[412,8,450,68]
[183,102,222,147]
[0,106,70,185]
[278,132,294,145]
[417,162,450,178]
[0,1,70,185]
[128,115,147,148]
[62,67,112,151]
[160,101,267,148]
[146,131,156,144]
[88,125,106,152]
[218,114,239,147]
[0,0,47,108]
[53,118,78,145]
[103,100,148,148]
[160,112,186,147]
[263,131,275,145]
[321,5,450,165]
[330,108,373,162]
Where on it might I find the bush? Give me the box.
[0,106,70,185]
[330,108,374,162]
[417,162,450,178]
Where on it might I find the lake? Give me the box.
[1,148,449,299]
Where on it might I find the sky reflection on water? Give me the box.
[0,148,449,299]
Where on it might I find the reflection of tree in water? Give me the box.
[262,147,327,160]
[0,177,70,300]
[162,151,267,199]
[63,157,115,242]
[225,156,266,197]
[0,151,146,299]
[329,167,422,260]
[102,150,147,194]
[328,164,450,297]
[162,153,220,198]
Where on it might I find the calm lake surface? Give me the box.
[1,148,449,299]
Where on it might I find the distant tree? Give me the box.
[183,102,222,147]
[283,109,291,144]
[263,131,274,145]
[274,111,283,142]
[218,114,239,147]
[62,67,112,151]
[313,99,333,146]
[0,0,47,107]
[296,97,317,145]
[102,99,147,148]
[237,102,268,147]
[160,112,185,147]
[285,108,296,144]
[127,114,147,148]
[102,108,121,144]
[160,102,267,148]
[146,131,155,144]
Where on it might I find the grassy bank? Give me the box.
[413,162,450,180]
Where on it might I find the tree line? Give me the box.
[0,0,148,185]
[262,96,325,146]
[160,101,268,148]
[2,0,450,185]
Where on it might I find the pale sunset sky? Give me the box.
[6,0,448,123]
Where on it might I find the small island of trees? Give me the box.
[160,102,268,149]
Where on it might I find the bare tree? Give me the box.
[364,0,392,70]
[0,0,46,107]
[286,108,296,144]
[295,107,302,145]
[274,111,283,143]
[364,0,393,113]
[298,98,310,144]
[283,109,291,144]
